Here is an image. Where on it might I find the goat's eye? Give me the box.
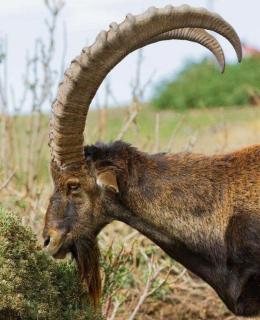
[68,183,80,193]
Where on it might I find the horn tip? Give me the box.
[219,59,226,73]
[234,39,243,63]
[238,52,243,63]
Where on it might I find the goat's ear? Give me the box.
[96,170,119,193]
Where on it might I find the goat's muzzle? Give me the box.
[43,228,69,259]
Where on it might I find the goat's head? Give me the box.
[43,163,102,304]
[43,155,121,305]
[43,4,242,306]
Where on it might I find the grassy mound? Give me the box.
[152,57,260,110]
[0,207,101,320]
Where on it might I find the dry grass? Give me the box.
[2,104,260,320]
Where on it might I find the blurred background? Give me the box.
[0,1,260,319]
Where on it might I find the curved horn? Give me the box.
[50,5,242,168]
[149,28,225,72]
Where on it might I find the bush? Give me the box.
[0,207,102,320]
[152,57,260,110]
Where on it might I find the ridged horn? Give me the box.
[149,28,225,72]
[50,5,242,169]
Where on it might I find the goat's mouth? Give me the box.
[52,243,69,259]
[44,231,72,259]
[44,231,102,306]
[45,240,67,259]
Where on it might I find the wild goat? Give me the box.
[42,5,260,317]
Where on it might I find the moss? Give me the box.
[0,207,102,320]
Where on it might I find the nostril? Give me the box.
[43,236,50,247]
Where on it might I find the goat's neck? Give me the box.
[106,152,227,289]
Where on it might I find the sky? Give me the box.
[0,0,259,111]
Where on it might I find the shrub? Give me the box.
[0,207,102,320]
[152,57,260,110]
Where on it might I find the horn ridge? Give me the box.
[50,5,242,168]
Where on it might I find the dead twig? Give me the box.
[0,170,15,191]
[116,110,138,141]
[127,256,170,320]
[153,113,160,152]
[108,299,121,320]
[166,113,187,152]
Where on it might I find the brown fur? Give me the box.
[43,141,260,316]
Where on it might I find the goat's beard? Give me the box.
[71,237,101,308]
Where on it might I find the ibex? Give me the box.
[42,5,260,317]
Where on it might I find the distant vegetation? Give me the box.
[152,57,260,110]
